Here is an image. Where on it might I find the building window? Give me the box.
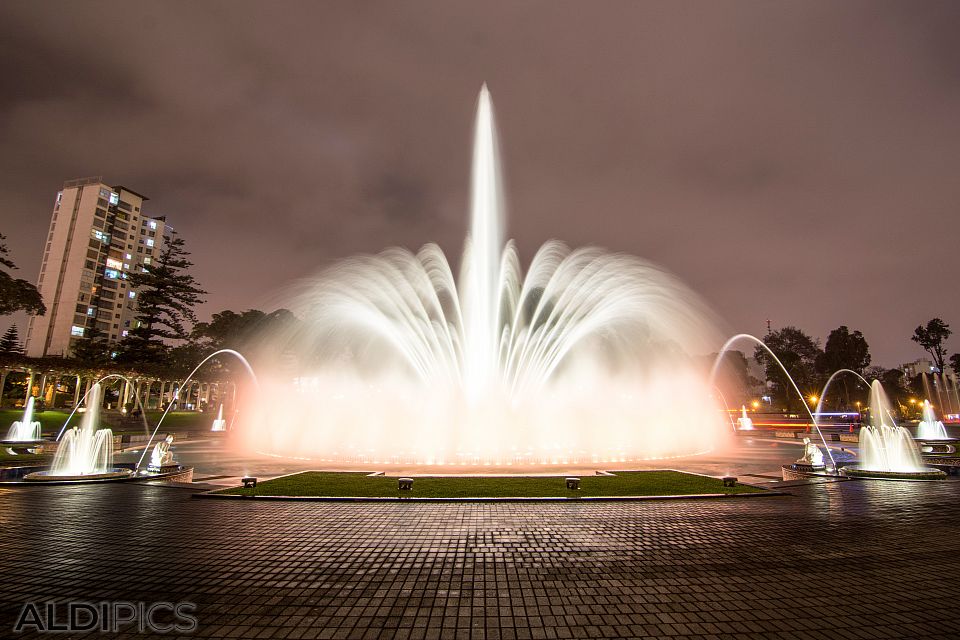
[109,192,120,206]
[71,325,85,337]
[148,220,157,230]
[146,238,154,247]
[128,291,136,299]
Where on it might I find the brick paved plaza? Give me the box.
[2,478,960,639]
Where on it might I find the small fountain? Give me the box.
[24,383,132,481]
[916,400,948,440]
[211,404,227,432]
[3,396,43,444]
[841,381,944,480]
[736,405,753,431]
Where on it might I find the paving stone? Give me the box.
[1,480,959,638]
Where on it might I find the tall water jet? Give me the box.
[858,381,923,472]
[840,381,943,479]
[916,400,948,440]
[211,404,227,432]
[461,84,504,402]
[242,86,728,467]
[6,396,41,442]
[25,383,132,480]
[736,405,753,431]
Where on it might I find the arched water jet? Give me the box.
[135,349,259,473]
[55,374,151,442]
[709,333,837,471]
[814,369,869,422]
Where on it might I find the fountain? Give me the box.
[736,405,753,431]
[211,404,227,432]
[4,396,42,443]
[916,400,948,440]
[240,85,727,467]
[24,383,132,481]
[841,381,944,480]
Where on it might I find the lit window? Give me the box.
[87,307,95,316]
[125,253,132,260]
[146,238,154,247]
[71,325,85,337]
[128,291,136,299]
[106,257,123,270]
[105,268,119,279]
[109,192,119,206]
[121,330,129,337]
[148,220,157,230]
[143,257,151,265]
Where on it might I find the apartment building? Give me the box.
[25,177,173,358]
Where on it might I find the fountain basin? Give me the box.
[0,463,194,485]
[839,465,946,481]
[1,439,49,453]
[23,468,134,482]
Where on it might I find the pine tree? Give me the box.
[72,323,111,367]
[0,324,22,354]
[116,234,206,367]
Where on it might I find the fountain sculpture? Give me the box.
[242,85,727,467]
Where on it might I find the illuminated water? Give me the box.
[916,400,948,440]
[244,86,726,466]
[211,404,227,432]
[49,383,116,476]
[859,381,925,473]
[736,405,753,431]
[6,396,41,441]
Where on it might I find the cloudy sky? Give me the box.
[1,1,958,366]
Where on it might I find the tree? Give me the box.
[191,308,298,352]
[0,324,22,355]
[0,233,45,316]
[754,327,823,412]
[192,309,268,350]
[949,353,960,378]
[816,326,871,375]
[72,323,111,368]
[911,318,951,373]
[116,235,206,367]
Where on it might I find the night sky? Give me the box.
[1,1,958,366]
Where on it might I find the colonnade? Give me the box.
[0,366,237,414]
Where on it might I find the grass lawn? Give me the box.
[218,470,763,498]
[141,411,214,433]
[0,410,78,439]
[0,409,212,438]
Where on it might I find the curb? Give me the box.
[191,490,789,503]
